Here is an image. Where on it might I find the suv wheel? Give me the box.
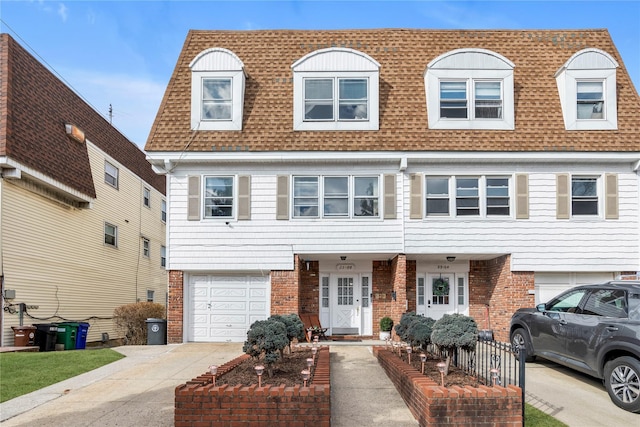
[510,328,535,362]
[604,356,640,413]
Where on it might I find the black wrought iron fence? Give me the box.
[426,338,526,427]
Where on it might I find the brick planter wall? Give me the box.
[175,346,331,427]
[373,347,522,427]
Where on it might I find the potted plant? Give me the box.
[379,316,394,340]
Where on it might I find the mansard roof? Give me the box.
[146,28,640,153]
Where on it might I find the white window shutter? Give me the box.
[515,174,529,219]
[384,174,396,219]
[238,175,251,220]
[276,175,289,220]
[556,174,570,219]
[187,175,201,221]
[410,173,423,219]
[605,173,618,219]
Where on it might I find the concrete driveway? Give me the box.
[525,358,639,426]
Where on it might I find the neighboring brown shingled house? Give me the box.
[0,33,167,347]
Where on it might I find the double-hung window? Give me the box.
[304,78,368,121]
[423,175,512,218]
[292,47,380,131]
[426,177,450,216]
[293,175,379,218]
[576,81,604,120]
[426,49,514,130]
[161,199,167,223]
[439,80,502,120]
[204,176,234,218]
[104,222,117,247]
[202,78,232,120]
[142,238,150,258]
[572,176,598,215]
[160,245,166,267]
[143,187,151,208]
[456,178,480,216]
[105,161,118,188]
[486,178,510,215]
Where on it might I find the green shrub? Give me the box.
[269,313,305,352]
[406,316,436,350]
[394,312,421,341]
[113,302,166,345]
[242,318,289,377]
[379,316,394,332]
[431,313,478,374]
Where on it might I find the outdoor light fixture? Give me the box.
[209,365,218,386]
[446,256,456,262]
[420,353,427,374]
[311,346,318,359]
[305,260,311,271]
[306,357,314,371]
[490,368,500,387]
[340,255,347,261]
[437,362,446,387]
[301,369,311,387]
[255,365,265,387]
[406,346,412,364]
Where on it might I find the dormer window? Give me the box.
[426,48,514,130]
[555,48,618,130]
[292,48,379,131]
[190,48,245,131]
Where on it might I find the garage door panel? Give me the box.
[189,275,269,342]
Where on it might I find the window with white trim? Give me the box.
[572,176,598,215]
[204,176,234,218]
[576,81,604,120]
[555,48,618,130]
[161,199,166,223]
[160,245,166,267]
[293,175,380,218]
[424,176,512,218]
[426,49,514,130]
[292,48,380,131]
[105,161,118,189]
[146,290,155,302]
[190,48,245,131]
[143,187,150,208]
[104,222,117,247]
[142,238,150,258]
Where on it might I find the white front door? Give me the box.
[331,276,361,334]
[417,273,468,320]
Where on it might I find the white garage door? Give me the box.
[189,274,269,342]
[535,272,616,304]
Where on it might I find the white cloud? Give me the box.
[57,3,68,22]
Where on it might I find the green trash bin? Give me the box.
[56,322,79,350]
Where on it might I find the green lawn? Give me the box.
[0,349,125,402]
[525,403,568,426]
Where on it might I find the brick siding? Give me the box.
[168,270,184,344]
[374,347,523,426]
[175,346,331,427]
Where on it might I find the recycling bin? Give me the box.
[12,325,36,347]
[146,318,167,345]
[56,322,78,350]
[75,322,90,349]
[33,323,58,352]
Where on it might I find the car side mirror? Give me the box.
[536,303,546,312]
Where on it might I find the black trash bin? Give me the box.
[33,324,58,352]
[146,318,167,345]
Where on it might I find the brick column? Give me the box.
[167,270,184,344]
[270,255,300,315]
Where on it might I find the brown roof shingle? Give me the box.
[146,28,640,153]
[0,33,165,197]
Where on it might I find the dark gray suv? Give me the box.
[510,280,640,413]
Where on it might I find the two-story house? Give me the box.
[0,34,167,347]
[145,29,640,343]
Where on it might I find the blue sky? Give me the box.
[1,0,639,148]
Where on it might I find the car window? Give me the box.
[629,292,640,321]
[582,289,627,318]
[547,289,587,312]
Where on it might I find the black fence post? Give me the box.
[519,349,526,427]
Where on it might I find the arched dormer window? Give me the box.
[292,48,380,131]
[425,48,515,130]
[555,48,618,130]
[190,48,246,131]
